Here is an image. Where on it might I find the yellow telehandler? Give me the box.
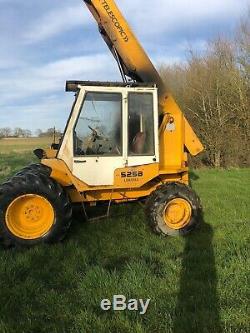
[0,0,204,247]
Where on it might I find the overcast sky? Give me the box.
[0,0,248,132]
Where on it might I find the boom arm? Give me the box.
[83,0,166,99]
[82,0,204,156]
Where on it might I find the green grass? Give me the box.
[0,137,53,154]
[0,153,249,333]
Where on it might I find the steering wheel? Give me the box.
[88,125,103,142]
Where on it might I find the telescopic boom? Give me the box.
[83,0,203,156]
[83,0,166,96]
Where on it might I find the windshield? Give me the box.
[74,92,122,156]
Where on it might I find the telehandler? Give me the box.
[0,0,204,247]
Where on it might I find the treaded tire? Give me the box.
[145,182,202,236]
[0,171,72,248]
[15,163,51,177]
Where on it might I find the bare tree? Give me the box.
[14,127,24,138]
[160,28,250,167]
[0,127,12,138]
[35,129,42,137]
[24,130,32,138]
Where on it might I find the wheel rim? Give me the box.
[164,198,192,230]
[5,194,54,240]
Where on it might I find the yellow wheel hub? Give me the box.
[164,198,192,230]
[5,194,54,240]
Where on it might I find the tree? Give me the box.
[0,127,12,138]
[14,127,24,138]
[38,128,61,138]
[237,10,250,81]
[35,129,42,137]
[160,31,249,167]
[24,130,32,138]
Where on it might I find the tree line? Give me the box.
[160,14,249,168]
[0,127,61,139]
[0,127,32,138]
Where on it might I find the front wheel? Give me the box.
[0,171,72,248]
[146,182,202,236]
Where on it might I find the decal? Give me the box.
[121,171,143,178]
[99,0,129,42]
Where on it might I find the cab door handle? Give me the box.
[74,160,87,163]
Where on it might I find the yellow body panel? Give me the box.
[114,164,159,188]
[42,158,189,203]
[66,177,185,203]
[44,148,57,159]
[184,118,204,156]
[43,159,160,191]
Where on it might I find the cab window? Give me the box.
[74,92,122,156]
[128,93,155,156]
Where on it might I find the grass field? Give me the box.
[0,148,249,333]
[0,137,53,154]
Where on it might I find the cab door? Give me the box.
[72,89,126,186]
[126,89,159,167]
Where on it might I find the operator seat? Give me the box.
[131,132,146,154]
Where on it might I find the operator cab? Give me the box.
[58,81,159,186]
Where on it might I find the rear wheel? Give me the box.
[146,182,202,236]
[0,171,72,248]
